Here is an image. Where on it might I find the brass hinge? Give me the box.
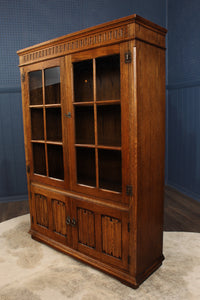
[126,185,133,196]
[26,165,30,173]
[21,73,25,82]
[125,52,131,63]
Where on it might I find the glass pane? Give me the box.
[96,54,120,101]
[45,67,60,104]
[73,60,93,102]
[48,145,64,180]
[75,106,95,144]
[31,108,44,140]
[98,149,122,192]
[32,143,46,175]
[29,71,43,105]
[97,104,121,146]
[46,108,62,141]
[76,147,96,187]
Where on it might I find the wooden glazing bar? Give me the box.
[96,100,120,105]
[31,140,45,144]
[75,144,95,148]
[73,101,94,106]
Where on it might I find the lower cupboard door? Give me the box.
[31,186,71,245]
[71,199,129,271]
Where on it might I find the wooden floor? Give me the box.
[164,186,200,232]
[0,200,29,224]
[0,186,199,232]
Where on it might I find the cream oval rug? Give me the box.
[0,214,199,300]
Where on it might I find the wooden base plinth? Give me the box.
[30,229,164,289]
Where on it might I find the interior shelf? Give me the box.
[96,54,120,101]
[97,104,121,147]
[73,60,93,102]
[75,105,95,144]
[45,67,61,104]
[32,143,46,176]
[30,108,44,140]
[76,147,96,187]
[29,70,43,105]
[47,144,64,180]
[98,149,122,192]
[46,107,62,142]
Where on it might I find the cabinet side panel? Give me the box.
[136,41,165,275]
[20,68,32,226]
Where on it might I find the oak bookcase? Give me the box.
[17,14,167,288]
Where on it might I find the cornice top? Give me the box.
[17,14,167,66]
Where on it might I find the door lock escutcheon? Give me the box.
[71,218,77,227]
[66,216,71,225]
[64,112,71,118]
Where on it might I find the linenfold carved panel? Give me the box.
[52,199,67,236]
[77,208,95,248]
[35,194,49,228]
[101,215,122,259]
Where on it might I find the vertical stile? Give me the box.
[42,69,49,177]
[93,58,99,188]
[120,43,131,203]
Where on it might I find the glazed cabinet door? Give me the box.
[66,44,130,203]
[31,185,71,245]
[71,198,129,271]
[22,58,68,188]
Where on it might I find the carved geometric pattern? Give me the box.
[22,25,129,65]
[35,193,49,228]
[101,215,122,259]
[77,208,95,248]
[52,199,67,236]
